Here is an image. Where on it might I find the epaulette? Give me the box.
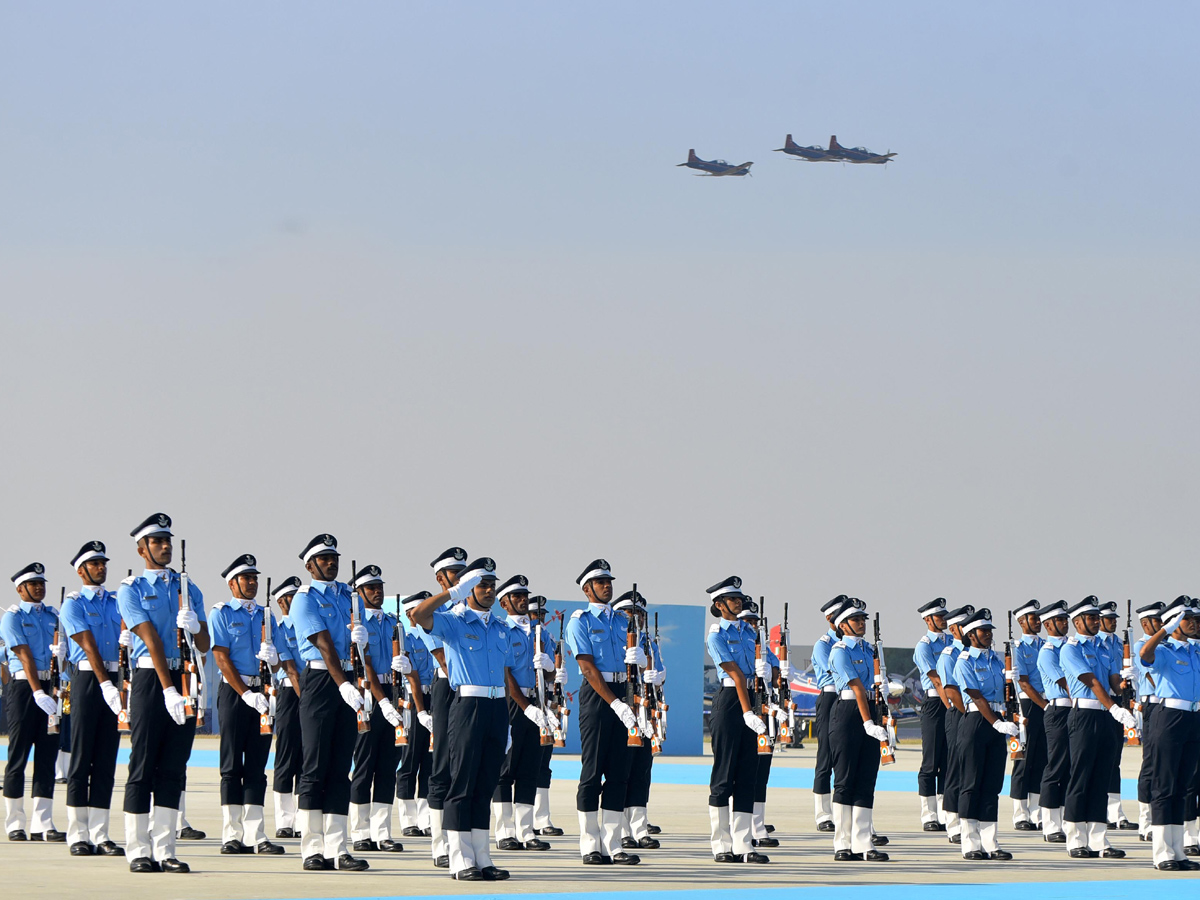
[65,591,82,602]
[832,639,848,650]
[570,609,584,620]
[295,586,310,595]
[918,634,931,644]
[7,604,19,614]
[121,575,136,586]
[957,649,970,660]
[709,623,720,634]
[940,645,955,655]
[818,633,833,644]
[1067,637,1079,646]
[211,601,226,612]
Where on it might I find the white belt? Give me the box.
[1146,696,1161,705]
[839,689,857,700]
[601,672,628,683]
[308,659,352,672]
[281,676,291,688]
[722,676,752,688]
[136,657,181,670]
[1017,690,1031,700]
[222,674,262,687]
[459,685,504,699]
[966,700,1005,714]
[11,669,51,681]
[1049,698,1073,707]
[519,686,536,698]
[1072,698,1104,710]
[822,685,837,694]
[77,660,118,672]
[436,669,448,679]
[377,673,393,685]
[1162,699,1200,712]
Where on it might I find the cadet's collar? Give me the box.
[1075,632,1094,643]
[1167,636,1189,649]
[926,630,942,641]
[19,600,42,613]
[310,579,335,592]
[81,585,106,599]
[508,614,530,632]
[967,645,985,658]
[364,607,382,621]
[718,618,738,631]
[588,602,609,619]
[952,638,964,649]
[842,635,860,648]
[144,568,170,583]
[282,615,293,628]
[1020,633,1039,644]
[1046,635,1065,647]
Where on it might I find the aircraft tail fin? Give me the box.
[688,148,698,163]
[829,135,843,151]
[784,134,798,150]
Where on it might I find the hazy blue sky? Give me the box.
[2,3,1196,644]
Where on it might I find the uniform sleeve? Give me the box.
[0,612,23,649]
[955,654,981,691]
[913,639,935,675]
[272,617,292,661]
[429,609,460,643]
[937,651,959,688]
[504,628,517,668]
[1059,642,1089,685]
[812,637,832,672]
[290,592,327,643]
[828,645,854,686]
[209,608,231,649]
[60,597,88,640]
[566,614,591,658]
[118,583,151,631]
[1037,647,1063,687]
[707,628,733,666]
[764,644,780,667]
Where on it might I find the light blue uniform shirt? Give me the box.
[210,600,278,677]
[706,619,754,677]
[829,636,875,693]
[812,628,839,690]
[1038,636,1069,700]
[360,607,394,670]
[275,617,299,667]
[937,639,965,693]
[1095,631,1121,679]
[1,601,60,671]
[61,587,122,665]
[1145,638,1200,703]
[1061,634,1109,700]
[289,581,364,665]
[1013,634,1045,694]
[914,630,952,694]
[1133,635,1156,699]
[505,616,538,691]
[429,605,515,689]
[404,630,435,686]
[416,600,452,654]
[566,603,629,675]
[740,620,780,668]
[117,570,207,665]
[955,646,1005,704]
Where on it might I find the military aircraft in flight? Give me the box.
[676,149,753,176]
[826,135,896,164]
[774,134,838,162]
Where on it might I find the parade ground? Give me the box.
[4,737,1195,900]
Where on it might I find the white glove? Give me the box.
[379,699,402,727]
[448,573,482,604]
[506,726,513,752]
[100,679,123,714]
[349,624,368,648]
[609,698,638,731]
[118,628,134,647]
[417,710,433,731]
[554,667,568,685]
[534,651,555,672]
[642,667,659,685]
[1110,705,1136,728]
[256,641,279,666]
[1164,610,1188,634]
[872,671,884,685]
[50,640,67,661]
[1120,666,1134,680]
[863,721,889,742]
[779,660,792,681]
[391,654,412,674]
[888,680,905,698]
[770,704,788,724]
[32,690,58,717]
[339,680,364,711]
[546,709,561,731]
[176,608,200,635]
[162,686,188,725]
[242,690,271,715]
[524,705,548,729]
[743,711,767,735]
[755,658,768,679]
[625,645,648,667]
[992,719,1020,738]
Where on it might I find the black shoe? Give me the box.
[833,850,863,861]
[753,837,779,848]
[714,852,738,862]
[611,851,640,865]
[480,865,510,881]
[963,850,988,860]
[990,850,1014,860]
[949,834,962,844]
[378,839,403,852]
[434,854,450,868]
[257,840,286,855]
[765,823,775,833]
[303,854,328,871]
[33,829,67,843]
[1069,847,1098,858]
[336,853,369,871]
[1187,845,1200,857]
[817,820,835,832]
[621,836,638,849]
[742,850,770,863]
[178,826,206,840]
[871,833,889,846]
[1157,860,1182,871]
[129,856,158,873]
[1100,848,1126,859]
[524,838,551,850]
[222,840,252,854]
[924,821,943,832]
[1139,832,1150,842]
[161,857,190,873]
[1117,820,1138,831]
[1045,832,1066,843]
[402,826,424,838]
[582,851,611,865]
[453,866,483,881]
[8,830,27,841]
[96,840,125,856]
[55,777,68,785]
[1014,821,1038,831]
[647,824,661,835]
[276,827,297,839]
[538,825,564,836]
[638,836,661,849]
[352,839,378,852]
[422,827,432,836]
[1179,859,1200,871]
[865,849,889,861]
[498,836,523,851]
[70,842,94,856]
[1108,822,1118,830]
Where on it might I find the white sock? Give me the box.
[851,806,874,855]
[832,802,852,852]
[1152,825,1172,867]
[814,792,833,824]
[920,795,938,824]
[600,809,624,857]
[708,805,731,856]
[514,802,535,843]
[731,810,754,856]
[87,807,111,845]
[55,751,71,782]
[1013,796,1031,825]
[416,798,430,830]
[627,805,649,840]
[751,800,768,839]
[1042,807,1064,837]
[324,813,350,861]
[578,809,601,857]
[429,807,445,859]
[243,804,267,847]
[1065,820,1087,850]
[471,827,494,869]
[274,792,295,831]
[221,804,244,845]
[4,797,25,834]
[349,803,371,843]
[31,797,55,834]
[124,812,151,860]
[66,806,89,847]
[961,818,982,856]
[1088,820,1110,851]
[298,808,324,861]
[980,820,1000,853]
[534,787,553,829]
[945,810,961,838]
[447,829,475,874]
[492,800,514,842]
[1138,801,1151,836]
[399,798,418,829]
[1029,792,1042,826]
[370,802,392,843]
[151,806,177,861]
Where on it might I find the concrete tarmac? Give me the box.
[1,736,1174,900]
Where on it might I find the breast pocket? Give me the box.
[512,638,528,661]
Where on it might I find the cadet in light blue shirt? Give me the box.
[914,598,952,827]
[1095,602,1134,830]
[396,591,437,836]
[812,595,850,829]
[937,605,975,842]
[1008,599,1048,830]
[1034,601,1072,840]
[266,576,304,840]
[737,600,785,849]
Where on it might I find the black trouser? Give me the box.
[754,748,771,804]
[272,683,302,794]
[918,697,947,797]
[708,686,756,811]
[297,667,356,814]
[957,711,1006,822]
[60,698,72,744]
[350,697,402,805]
[1138,701,1158,805]
[813,690,835,795]
[942,707,963,814]
[124,669,195,813]
[495,696,543,806]
[3,679,60,801]
[831,697,880,808]
[537,743,553,790]
[396,688,432,801]
[1065,706,1118,824]
[217,682,272,807]
[1108,715,1124,800]
[66,670,120,809]
[1148,706,1200,826]
[1039,704,1071,809]
[1010,698,1047,801]
[427,677,452,811]
[443,695,507,832]
[576,680,634,813]
[627,739,654,808]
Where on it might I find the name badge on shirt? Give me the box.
[591,628,605,634]
[466,633,480,641]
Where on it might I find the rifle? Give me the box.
[178,540,203,724]
[634,608,658,753]
[553,612,568,747]
[117,570,131,732]
[393,594,410,747]
[625,583,643,747]
[47,587,63,735]
[652,613,668,749]
[759,598,778,750]
[1122,599,1141,746]
[871,612,897,766]
[534,621,554,747]
[260,578,275,735]
[753,603,773,756]
[780,602,796,745]
[349,562,371,734]
[1004,612,1025,760]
